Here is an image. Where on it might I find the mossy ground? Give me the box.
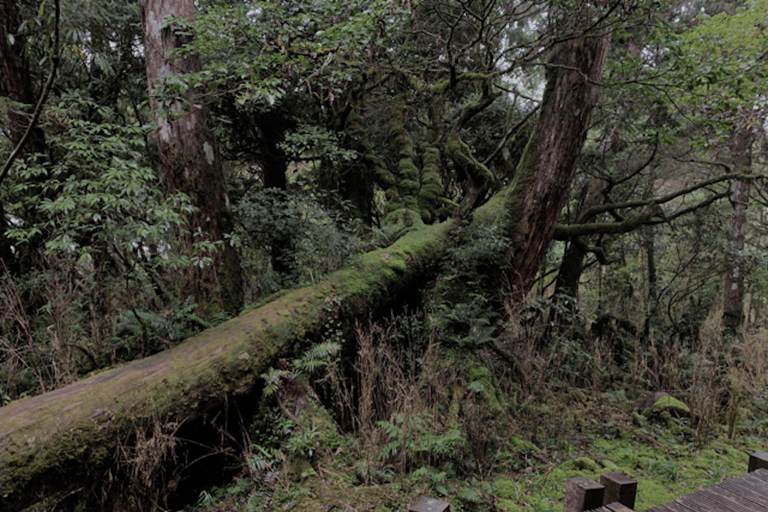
[186,371,767,512]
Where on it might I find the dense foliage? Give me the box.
[1,0,767,510]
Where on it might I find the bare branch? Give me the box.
[577,172,756,222]
[482,104,540,166]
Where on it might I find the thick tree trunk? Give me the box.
[722,131,753,330]
[553,176,607,303]
[502,31,610,302]
[139,0,242,316]
[555,240,587,301]
[0,0,49,153]
[0,220,454,512]
[0,0,48,274]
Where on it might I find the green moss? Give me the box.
[347,111,397,190]
[642,395,690,417]
[430,78,452,95]
[500,124,540,245]
[383,208,425,230]
[572,456,600,472]
[398,159,420,183]
[496,497,523,512]
[418,145,444,222]
[509,436,540,454]
[445,130,494,208]
[467,363,503,411]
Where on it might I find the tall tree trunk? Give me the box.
[643,224,658,336]
[555,240,587,302]
[1,0,34,141]
[722,130,753,331]
[503,29,611,302]
[139,0,242,316]
[553,176,607,304]
[0,0,48,274]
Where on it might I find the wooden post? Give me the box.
[564,477,605,512]
[748,452,768,472]
[600,473,637,509]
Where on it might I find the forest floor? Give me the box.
[183,382,768,512]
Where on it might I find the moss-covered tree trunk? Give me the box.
[502,30,610,302]
[140,0,242,316]
[445,80,499,212]
[0,221,454,512]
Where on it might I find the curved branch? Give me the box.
[554,202,667,239]
[577,172,757,222]
[445,80,501,210]
[574,237,612,265]
[482,104,540,166]
[598,142,658,198]
[655,191,730,224]
[554,190,733,240]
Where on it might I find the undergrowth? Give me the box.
[172,303,768,512]
[13,219,768,512]
[159,216,768,512]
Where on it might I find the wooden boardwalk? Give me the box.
[587,468,768,512]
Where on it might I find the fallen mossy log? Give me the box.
[0,220,454,511]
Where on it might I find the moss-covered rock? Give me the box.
[642,394,690,418]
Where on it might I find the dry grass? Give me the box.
[0,255,121,402]
[327,319,484,480]
[0,269,50,396]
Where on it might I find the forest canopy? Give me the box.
[1,0,767,509]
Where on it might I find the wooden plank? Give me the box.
[696,486,767,512]
[645,504,678,512]
[651,470,768,512]
[649,498,700,512]
[604,502,635,511]
[587,460,768,512]
[675,488,749,512]
[717,472,768,508]
[704,479,768,511]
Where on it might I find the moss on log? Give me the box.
[0,220,454,512]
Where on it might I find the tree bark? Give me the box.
[643,225,658,336]
[139,0,242,316]
[555,240,587,301]
[0,0,49,274]
[502,30,610,302]
[722,130,753,330]
[0,220,455,512]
